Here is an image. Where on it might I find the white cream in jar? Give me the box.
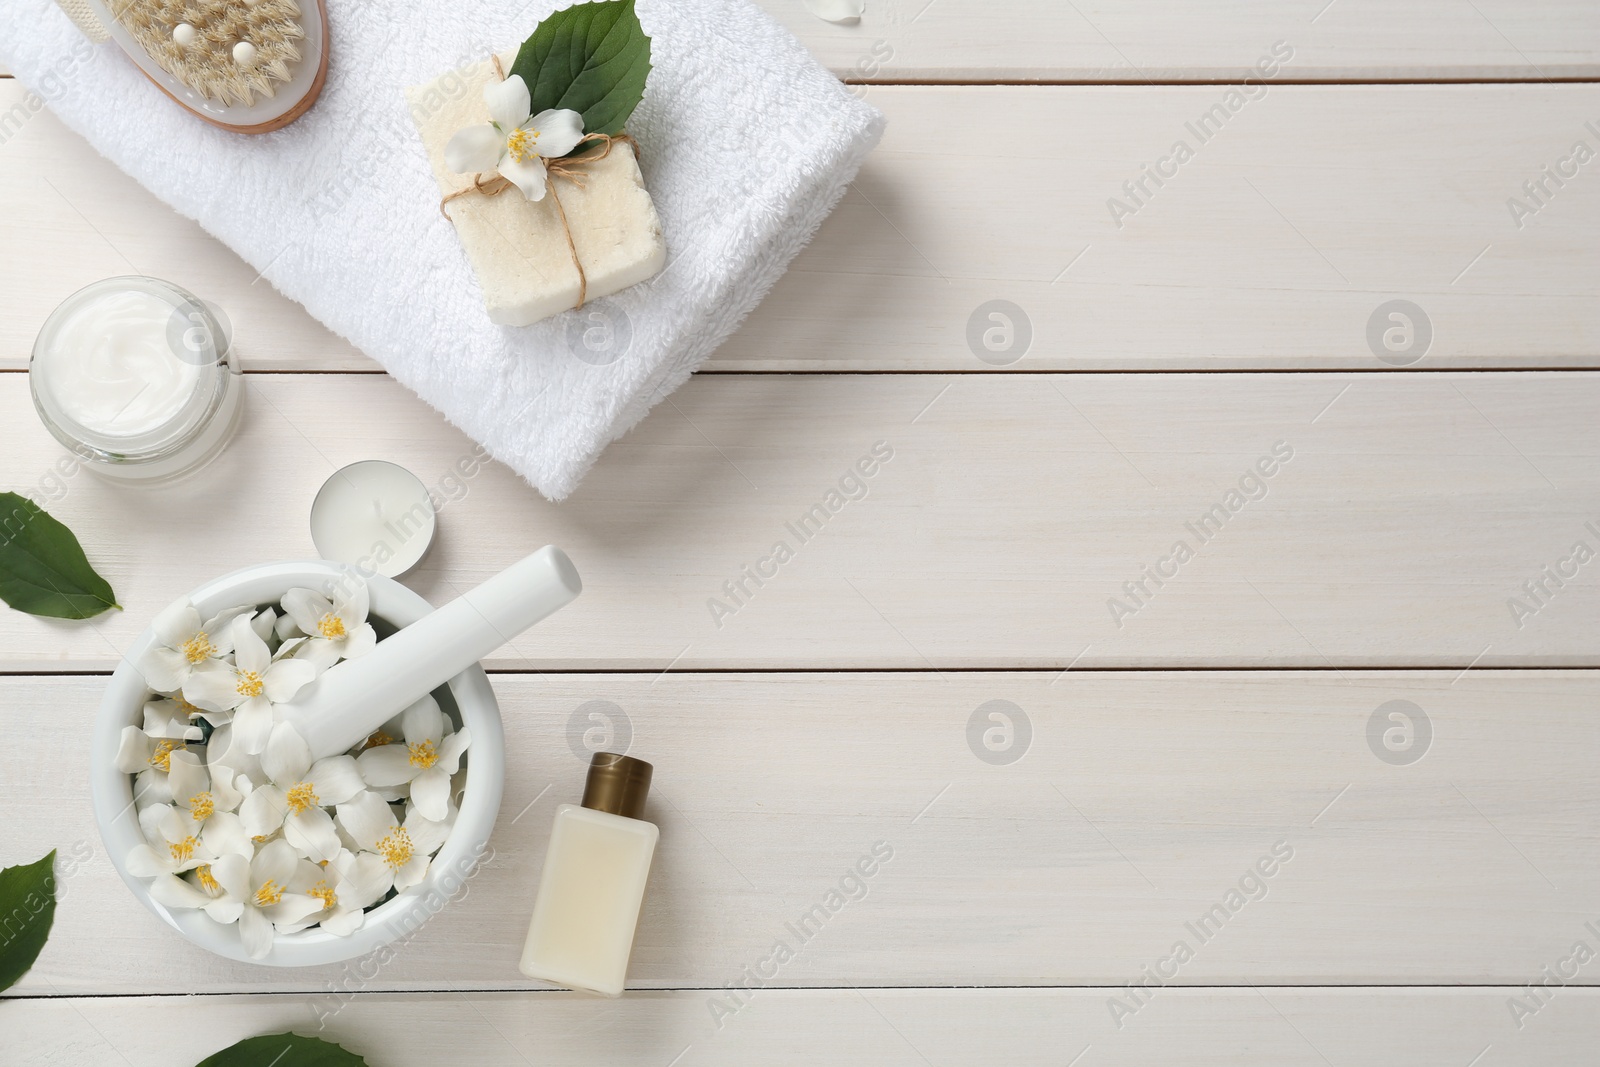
[30,277,242,482]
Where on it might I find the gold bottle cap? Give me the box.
[581,752,653,820]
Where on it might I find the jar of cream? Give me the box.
[30,277,243,482]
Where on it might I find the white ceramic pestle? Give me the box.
[276,546,582,759]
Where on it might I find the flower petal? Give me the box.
[526,108,585,159]
[331,851,393,910]
[339,580,370,627]
[204,897,244,924]
[151,598,202,649]
[264,892,327,926]
[285,807,342,862]
[341,624,377,661]
[280,588,331,637]
[484,73,531,130]
[320,906,366,936]
[401,696,445,749]
[241,785,289,838]
[210,852,251,898]
[232,698,276,756]
[149,873,210,910]
[250,607,277,645]
[200,605,253,645]
[136,646,191,694]
[115,725,151,774]
[202,811,252,859]
[253,838,300,889]
[133,768,173,809]
[404,811,452,858]
[336,790,397,851]
[438,727,472,775]
[356,744,417,788]
[183,664,247,713]
[167,750,209,804]
[262,721,313,786]
[126,843,168,878]
[231,615,270,675]
[392,853,431,892]
[445,123,504,174]
[307,755,365,806]
[410,767,451,823]
[497,154,548,201]
[239,905,275,959]
[264,658,318,703]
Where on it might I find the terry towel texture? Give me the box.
[3,0,884,499]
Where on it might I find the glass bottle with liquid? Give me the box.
[519,752,658,996]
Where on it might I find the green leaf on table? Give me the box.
[509,0,652,140]
[0,850,58,993]
[195,1033,369,1067]
[0,492,119,619]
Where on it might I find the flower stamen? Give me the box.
[286,782,319,814]
[149,739,184,771]
[254,879,284,907]
[407,739,439,769]
[236,670,265,699]
[363,730,393,751]
[308,879,338,909]
[189,792,215,821]
[317,612,347,640]
[195,864,220,894]
[182,632,215,663]
[376,828,414,870]
[506,126,540,163]
[169,835,197,863]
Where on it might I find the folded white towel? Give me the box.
[3,0,884,499]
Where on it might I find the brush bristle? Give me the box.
[110,0,308,108]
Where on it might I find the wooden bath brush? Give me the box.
[59,0,329,132]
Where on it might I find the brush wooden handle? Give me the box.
[277,546,582,759]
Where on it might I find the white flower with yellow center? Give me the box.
[281,585,377,672]
[443,74,586,201]
[336,790,452,893]
[126,798,250,879]
[146,855,248,926]
[240,722,366,862]
[159,748,247,827]
[355,695,471,822]
[141,697,206,741]
[185,615,319,755]
[134,598,252,693]
[274,848,393,937]
[116,726,196,810]
[213,839,326,959]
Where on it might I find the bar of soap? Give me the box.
[406,53,666,327]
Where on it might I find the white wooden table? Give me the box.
[5,2,1600,1063]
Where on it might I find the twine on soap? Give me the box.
[439,54,639,310]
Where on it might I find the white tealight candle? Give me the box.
[310,460,437,578]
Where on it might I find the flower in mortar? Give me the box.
[184,615,319,755]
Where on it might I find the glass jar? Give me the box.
[30,276,243,483]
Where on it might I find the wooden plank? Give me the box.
[6,671,1600,995]
[8,987,1600,1066]
[3,84,1598,372]
[756,0,1600,83]
[9,671,1600,998]
[6,0,1600,83]
[2,371,1600,670]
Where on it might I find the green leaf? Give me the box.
[195,1033,369,1067]
[0,492,119,619]
[509,0,652,140]
[0,850,57,993]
